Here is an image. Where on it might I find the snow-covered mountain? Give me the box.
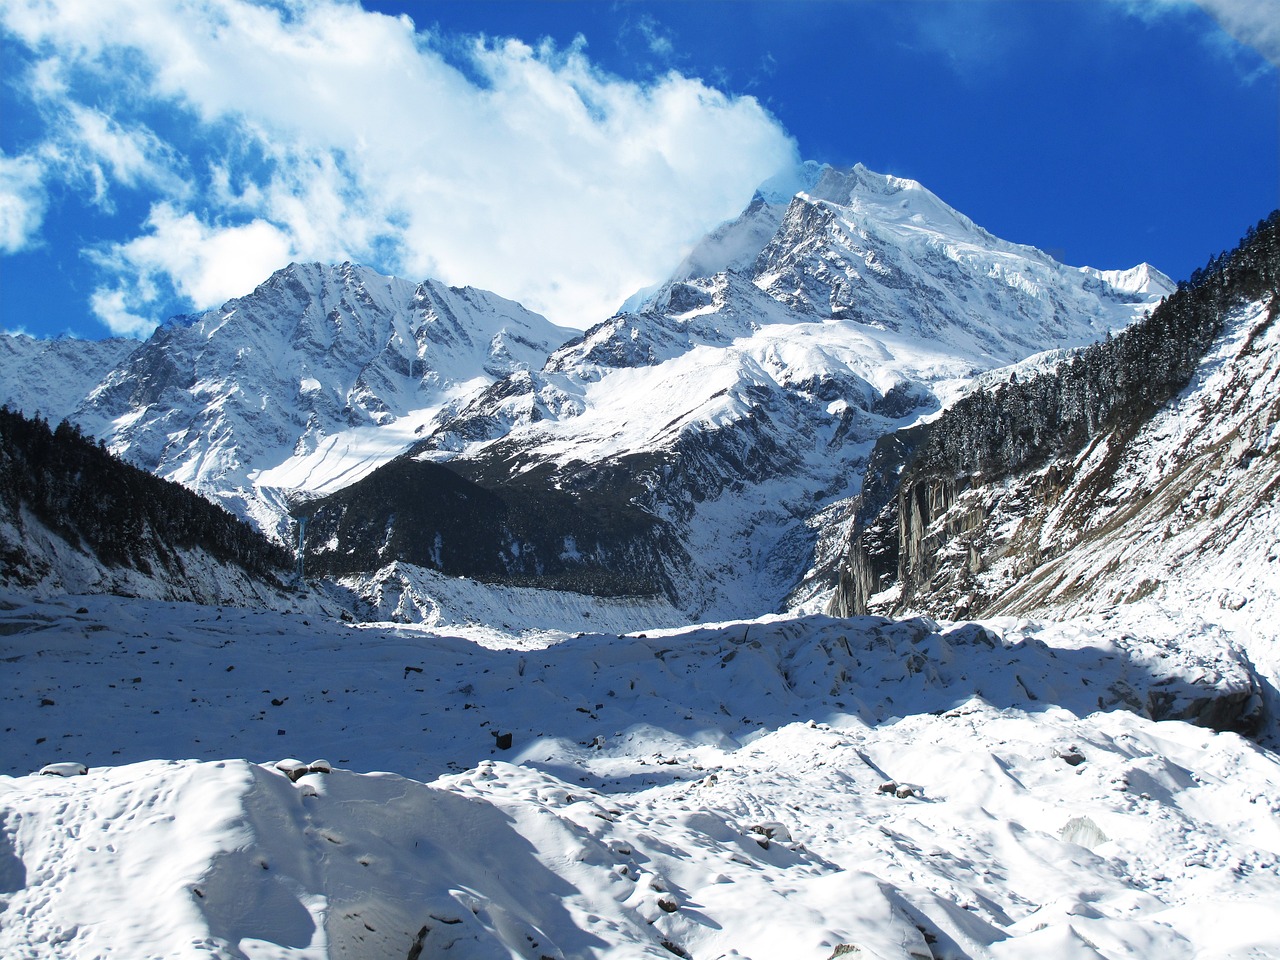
[828,211,1280,733]
[1,165,1170,618]
[2,180,1278,960]
[0,333,136,424]
[302,166,1170,619]
[751,165,1169,360]
[50,262,575,540]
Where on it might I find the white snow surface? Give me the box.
[0,334,136,424]
[343,561,688,647]
[65,262,575,541]
[2,590,1278,959]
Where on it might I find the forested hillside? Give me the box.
[0,407,291,593]
[915,212,1279,480]
[830,212,1280,620]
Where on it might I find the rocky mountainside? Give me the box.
[46,263,576,541]
[0,334,137,424]
[0,407,300,606]
[0,165,1172,621]
[827,212,1280,729]
[301,166,1170,619]
[751,166,1168,361]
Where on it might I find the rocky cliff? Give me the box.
[827,212,1280,734]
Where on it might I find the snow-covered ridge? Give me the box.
[0,333,136,423]
[752,164,1173,360]
[65,262,576,540]
[359,166,1172,620]
[4,165,1172,620]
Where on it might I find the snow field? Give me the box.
[2,592,1279,958]
[344,561,687,644]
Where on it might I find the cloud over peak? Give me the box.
[0,0,796,335]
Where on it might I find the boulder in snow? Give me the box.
[38,762,87,777]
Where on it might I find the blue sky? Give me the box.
[1,0,1276,339]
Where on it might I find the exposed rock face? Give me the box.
[826,213,1280,735]
[300,168,1166,618]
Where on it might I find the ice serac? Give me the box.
[71,262,575,540]
[300,166,1170,620]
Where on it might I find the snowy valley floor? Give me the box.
[2,590,1279,959]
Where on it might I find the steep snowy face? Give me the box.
[303,168,1173,619]
[752,164,1173,363]
[0,334,137,424]
[308,272,964,617]
[73,262,574,539]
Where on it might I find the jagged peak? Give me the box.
[1080,262,1177,298]
[794,163,988,241]
[752,159,828,206]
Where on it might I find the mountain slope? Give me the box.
[302,167,1170,620]
[66,262,575,540]
[1,165,1173,622]
[0,333,136,424]
[752,164,1170,362]
[0,407,296,605]
[827,212,1280,729]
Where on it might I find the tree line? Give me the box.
[0,406,291,583]
[913,211,1280,482]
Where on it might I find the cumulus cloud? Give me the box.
[0,0,797,334]
[0,152,47,254]
[89,204,296,335]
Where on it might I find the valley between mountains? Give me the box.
[1,167,1278,960]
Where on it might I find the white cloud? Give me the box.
[1193,0,1280,67]
[65,105,188,200]
[89,204,296,335]
[633,15,676,59]
[1117,0,1280,69]
[0,0,797,333]
[88,288,156,339]
[0,152,48,254]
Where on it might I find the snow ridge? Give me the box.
[355,167,1171,619]
[69,262,575,540]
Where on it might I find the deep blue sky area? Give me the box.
[397,0,1276,272]
[1,0,1276,340]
